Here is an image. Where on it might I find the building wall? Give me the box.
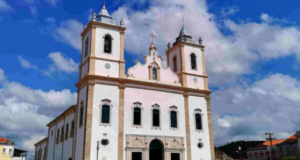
[183,45,203,74]
[81,61,89,79]
[189,95,212,160]
[168,47,181,75]
[89,83,120,160]
[75,86,87,160]
[54,120,64,160]
[0,145,14,160]
[82,30,92,63]
[95,26,120,60]
[62,113,75,160]
[95,59,119,77]
[47,125,56,160]
[123,86,187,160]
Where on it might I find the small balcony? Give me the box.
[70,130,74,138]
[65,132,68,140]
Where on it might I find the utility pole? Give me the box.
[265,133,276,160]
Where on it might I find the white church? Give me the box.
[34,3,215,160]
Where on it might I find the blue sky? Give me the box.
[1,0,300,158]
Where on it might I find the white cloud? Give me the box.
[111,0,300,86]
[48,52,79,73]
[0,68,5,81]
[211,73,300,146]
[0,0,12,12]
[0,68,77,156]
[22,135,46,151]
[18,56,38,69]
[54,20,83,51]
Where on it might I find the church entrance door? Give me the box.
[149,139,164,160]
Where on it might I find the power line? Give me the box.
[265,133,276,160]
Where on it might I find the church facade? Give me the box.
[34,3,215,160]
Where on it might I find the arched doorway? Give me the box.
[149,139,164,160]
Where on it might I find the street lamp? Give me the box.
[236,146,242,160]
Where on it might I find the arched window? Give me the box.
[153,67,157,80]
[99,99,112,126]
[153,109,160,127]
[195,114,202,130]
[279,148,283,156]
[173,57,177,72]
[66,123,69,133]
[79,102,84,127]
[84,38,89,57]
[286,147,291,156]
[170,111,178,128]
[71,120,74,130]
[169,105,179,129]
[191,53,197,70]
[104,34,112,53]
[133,107,141,125]
[57,129,60,138]
[293,147,297,155]
[101,105,110,124]
[194,108,203,131]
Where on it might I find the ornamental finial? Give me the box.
[167,42,171,49]
[198,37,202,45]
[120,18,124,27]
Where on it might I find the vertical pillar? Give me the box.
[183,92,191,160]
[83,81,95,160]
[201,48,209,90]
[89,26,96,75]
[119,31,126,78]
[118,83,126,160]
[205,96,215,160]
[180,45,187,87]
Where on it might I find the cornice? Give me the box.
[81,21,126,37]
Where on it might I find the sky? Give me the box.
[1,0,300,158]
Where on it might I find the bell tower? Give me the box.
[166,24,208,90]
[78,3,126,81]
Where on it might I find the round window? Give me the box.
[101,139,109,146]
[198,142,203,149]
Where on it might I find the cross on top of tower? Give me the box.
[149,32,156,44]
[149,32,157,51]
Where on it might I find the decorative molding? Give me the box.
[101,98,111,103]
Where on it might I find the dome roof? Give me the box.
[173,25,194,46]
[99,3,110,16]
[94,3,116,25]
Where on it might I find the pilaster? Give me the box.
[183,92,191,160]
[205,96,215,160]
[83,82,95,160]
[119,31,126,78]
[118,83,126,160]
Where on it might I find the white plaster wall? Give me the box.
[41,142,47,160]
[168,47,181,75]
[188,96,211,160]
[47,126,56,160]
[186,75,205,89]
[62,113,75,160]
[81,61,89,79]
[75,86,87,160]
[89,84,120,160]
[127,50,179,83]
[123,87,187,160]
[82,30,92,63]
[95,26,120,60]
[3,145,14,157]
[54,120,65,160]
[184,46,203,74]
[95,59,119,78]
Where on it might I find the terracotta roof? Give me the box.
[281,134,297,144]
[0,138,8,143]
[263,139,284,146]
